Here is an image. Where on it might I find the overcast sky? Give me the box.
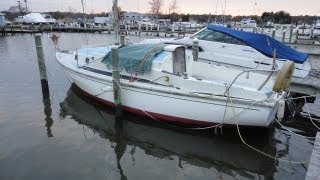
[0,0,319,16]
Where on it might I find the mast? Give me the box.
[24,0,28,13]
[113,0,120,45]
[214,0,218,24]
[81,0,85,27]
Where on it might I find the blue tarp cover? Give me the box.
[207,24,308,63]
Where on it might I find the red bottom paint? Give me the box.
[74,85,218,127]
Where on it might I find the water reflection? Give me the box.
[41,79,54,137]
[60,85,277,179]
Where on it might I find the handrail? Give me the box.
[223,69,279,96]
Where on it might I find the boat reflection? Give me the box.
[60,85,277,179]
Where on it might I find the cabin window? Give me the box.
[194,29,245,45]
[172,47,186,75]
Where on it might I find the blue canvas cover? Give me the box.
[207,24,308,63]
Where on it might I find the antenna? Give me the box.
[215,0,218,23]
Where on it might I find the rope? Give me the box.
[274,118,317,139]
[227,94,310,165]
[223,69,278,96]
[282,94,320,130]
[284,94,320,101]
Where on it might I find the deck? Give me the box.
[306,132,320,180]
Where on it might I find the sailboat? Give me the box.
[55,0,292,128]
[60,85,276,178]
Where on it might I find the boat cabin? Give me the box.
[163,45,187,75]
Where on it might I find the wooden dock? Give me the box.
[306,132,320,180]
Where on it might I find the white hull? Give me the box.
[57,52,279,127]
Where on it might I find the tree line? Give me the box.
[1,0,319,25]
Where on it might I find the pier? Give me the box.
[0,24,196,37]
[306,132,320,180]
[290,54,320,97]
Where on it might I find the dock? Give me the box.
[306,132,320,180]
[0,24,196,36]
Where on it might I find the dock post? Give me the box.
[157,24,160,37]
[120,35,125,46]
[112,47,122,118]
[294,30,298,43]
[272,29,276,38]
[305,132,320,180]
[282,30,286,43]
[310,28,314,38]
[34,33,53,137]
[192,40,199,61]
[289,27,293,43]
[302,23,305,36]
[34,34,48,83]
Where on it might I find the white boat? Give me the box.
[60,86,276,176]
[15,13,47,24]
[0,13,6,28]
[171,21,204,31]
[296,25,311,36]
[316,20,320,29]
[55,42,290,127]
[138,18,157,30]
[141,25,311,80]
[42,14,56,24]
[237,18,257,28]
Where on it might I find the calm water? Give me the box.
[0,33,319,180]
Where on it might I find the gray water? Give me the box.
[0,33,319,180]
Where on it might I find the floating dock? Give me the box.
[306,132,320,180]
[291,39,320,100]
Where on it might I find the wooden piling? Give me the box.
[192,41,199,61]
[272,29,276,38]
[120,35,125,46]
[34,34,48,82]
[33,34,53,137]
[282,31,286,43]
[310,28,314,38]
[289,27,293,43]
[112,47,122,118]
[305,132,320,180]
[302,23,306,36]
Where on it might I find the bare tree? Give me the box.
[169,0,178,14]
[149,0,164,22]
